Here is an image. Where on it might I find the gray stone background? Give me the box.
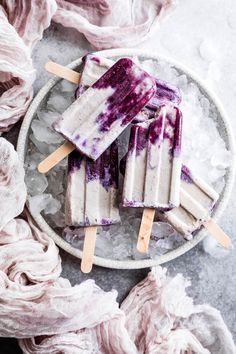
[1,0,236,352]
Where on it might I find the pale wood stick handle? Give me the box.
[45,61,81,84]
[204,218,231,248]
[38,141,75,173]
[38,61,80,173]
[81,226,97,273]
[137,208,156,253]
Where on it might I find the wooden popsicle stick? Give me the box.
[38,141,75,173]
[45,61,81,84]
[37,62,80,173]
[137,208,156,253]
[204,218,231,248]
[81,226,97,273]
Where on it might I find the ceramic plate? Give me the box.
[17,48,236,269]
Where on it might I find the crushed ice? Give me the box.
[25,59,231,260]
[203,235,232,258]
[28,194,61,215]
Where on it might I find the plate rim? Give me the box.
[17,48,236,269]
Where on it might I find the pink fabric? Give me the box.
[0,138,26,229]
[0,0,175,131]
[0,214,121,338]
[53,0,175,49]
[19,330,101,353]
[0,10,34,131]
[0,1,56,131]
[1,0,57,50]
[18,269,236,354]
[0,137,234,353]
[0,138,122,338]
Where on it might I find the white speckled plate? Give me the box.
[17,48,236,269]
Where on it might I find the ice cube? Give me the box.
[31,119,64,144]
[63,226,85,249]
[29,134,56,155]
[25,170,48,196]
[28,193,61,215]
[49,210,66,228]
[25,152,44,171]
[59,80,75,93]
[203,235,231,258]
[47,93,71,113]
[37,110,59,127]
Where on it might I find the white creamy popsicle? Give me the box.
[38,55,181,174]
[122,104,182,253]
[65,141,120,227]
[53,58,156,160]
[80,54,113,87]
[157,165,219,237]
[76,54,182,122]
[123,104,182,210]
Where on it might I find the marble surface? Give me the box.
[2,0,236,351]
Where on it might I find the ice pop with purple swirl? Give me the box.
[38,55,181,174]
[66,141,120,227]
[122,105,182,252]
[76,54,182,122]
[156,165,231,248]
[66,140,120,273]
[123,105,182,209]
[53,58,156,161]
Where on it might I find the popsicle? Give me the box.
[146,78,181,112]
[156,165,231,248]
[66,140,120,272]
[66,141,120,227]
[38,55,181,173]
[53,58,156,161]
[80,53,180,94]
[120,157,230,248]
[122,104,182,252]
[75,54,181,121]
[46,54,181,119]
